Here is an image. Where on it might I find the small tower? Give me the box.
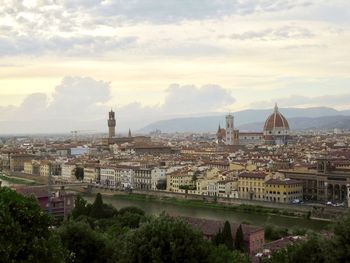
[128,128,132,138]
[225,113,234,145]
[108,109,116,138]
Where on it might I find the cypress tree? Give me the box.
[235,224,245,252]
[89,193,104,219]
[222,221,234,250]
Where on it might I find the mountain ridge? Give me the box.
[140,107,350,133]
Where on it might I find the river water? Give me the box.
[84,195,329,231]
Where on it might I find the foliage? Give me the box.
[117,213,210,263]
[265,224,289,241]
[264,213,350,263]
[0,187,67,263]
[212,221,234,251]
[156,180,166,190]
[74,167,84,181]
[179,185,196,190]
[58,221,112,263]
[207,245,250,263]
[71,194,90,219]
[222,221,234,250]
[235,224,245,252]
[89,193,105,219]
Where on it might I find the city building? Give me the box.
[263,104,291,145]
[265,178,303,203]
[238,172,268,201]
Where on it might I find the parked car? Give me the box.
[292,199,303,204]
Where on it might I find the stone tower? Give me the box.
[108,109,116,138]
[225,113,234,145]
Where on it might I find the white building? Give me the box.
[100,167,118,188]
[61,163,76,182]
[151,167,167,190]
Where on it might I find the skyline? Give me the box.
[0,0,350,132]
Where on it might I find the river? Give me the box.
[83,194,329,231]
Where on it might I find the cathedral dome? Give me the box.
[263,104,289,131]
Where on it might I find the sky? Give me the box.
[0,0,350,133]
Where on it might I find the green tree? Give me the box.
[74,167,84,181]
[117,214,209,263]
[0,187,67,263]
[89,193,104,219]
[58,221,112,263]
[207,245,250,263]
[71,194,89,219]
[222,221,234,250]
[235,224,245,252]
[331,213,350,262]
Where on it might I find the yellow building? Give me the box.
[238,172,268,201]
[24,160,40,175]
[265,179,303,203]
[167,170,194,193]
[24,161,33,175]
[40,161,52,177]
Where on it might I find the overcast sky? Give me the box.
[0,0,350,132]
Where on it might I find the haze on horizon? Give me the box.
[0,0,349,133]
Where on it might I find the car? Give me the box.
[292,199,303,204]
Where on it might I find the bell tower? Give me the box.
[108,109,116,138]
[225,113,234,145]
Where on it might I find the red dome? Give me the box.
[263,104,289,131]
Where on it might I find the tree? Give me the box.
[0,187,67,262]
[156,180,166,190]
[117,214,210,263]
[71,194,89,219]
[330,213,350,262]
[89,193,104,219]
[207,245,250,263]
[74,167,84,181]
[235,224,245,252]
[222,221,234,250]
[58,221,112,263]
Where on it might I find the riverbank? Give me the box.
[0,174,38,186]
[83,192,330,231]
[110,192,317,220]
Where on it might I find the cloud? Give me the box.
[0,76,111,122]
[220,26,314,41]
[162,84,235,113]
[0,35,138,57]
[0,78,235,133]
[47,76,111,119]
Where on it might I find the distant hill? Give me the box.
[239,115,350,132]
[140,107,350,133]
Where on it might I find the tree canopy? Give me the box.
[0,187,67,263]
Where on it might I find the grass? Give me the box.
[0,174,38,185]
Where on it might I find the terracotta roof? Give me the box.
[263,104,290,131]
[265,179,302,185]
[180,217,263,241]
[239,172,267,179]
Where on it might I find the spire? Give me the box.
[218,123,221,132]
[274,103,278,113]
[128,128,132,138]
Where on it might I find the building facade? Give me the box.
[265,178,303,203]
